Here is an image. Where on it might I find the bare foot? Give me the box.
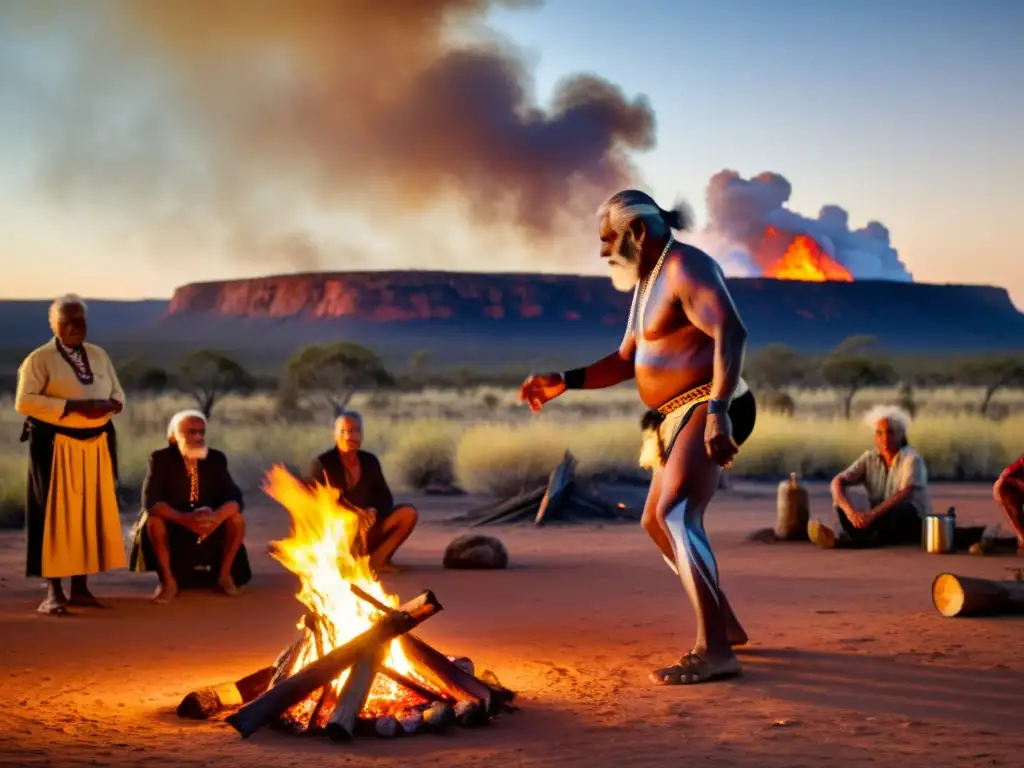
[217,575,240,597]
[650,651,742,685]
[727,626,750,648]
[37,595,69,615]
[152,580,178,604]
[68,590,107,608]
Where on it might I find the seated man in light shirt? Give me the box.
[809,405,932,549]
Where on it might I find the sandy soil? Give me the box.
[1,480,1023,768]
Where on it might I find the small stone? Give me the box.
[396,708,423,734]
[451,657,475,676]
[442,535,509,570]
[423,702,453,731]
[375,715,399,738]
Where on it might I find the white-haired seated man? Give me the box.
[128,409,251,602]
[808,405,933,549]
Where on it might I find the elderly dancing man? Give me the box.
[519,190,757,686]
[129,409,250,602]
[15,294,127,615]
[809,405,932,549]
[306,411,418,574]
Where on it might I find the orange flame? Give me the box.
[263,465,427,722]
[760,227,853,282]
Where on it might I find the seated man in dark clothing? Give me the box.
[128,409,251,602]
[992,454,1024,554]
[306,411,418,573]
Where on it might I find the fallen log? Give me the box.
[932,571,1024,617]
[350,585,515,717]
[325,647,383,742]
[535,451,576,526]
[225,591,442,738]
[176,665,276,720]
[468,486,547,527]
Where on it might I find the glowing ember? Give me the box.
[262,465,428,724]
[760,227,853,282]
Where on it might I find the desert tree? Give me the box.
[820,336,898,419]
[408,349,431,376]
[950,355,1024,418]
[743,343,805,394]
[117,359,170,395]
[283,341,394,417]
[174,350,256,419]
[891,356,953,418]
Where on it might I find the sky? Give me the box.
[1,0,1022,308]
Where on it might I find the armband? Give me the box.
[562,368,586,389]
[707,398,731,415]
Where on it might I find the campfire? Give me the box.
[759,226,853,282]
[176,466,515,740]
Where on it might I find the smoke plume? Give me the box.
[691,170,913,281]
[0,0,655,271]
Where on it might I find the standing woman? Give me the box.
[14,294,128,614]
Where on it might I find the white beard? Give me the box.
[608,257,640,293]
[179,442,209,461]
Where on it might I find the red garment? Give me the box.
[1004,454,1024,478]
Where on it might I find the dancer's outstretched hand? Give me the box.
[519,373,567,412]
[705,412,739,467]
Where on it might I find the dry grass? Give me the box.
[0,386,1021,528]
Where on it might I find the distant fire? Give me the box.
[759,227,853,282]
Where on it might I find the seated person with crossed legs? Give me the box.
[809,405,932,549]
[306,411,418,573]
[128,410,251,602]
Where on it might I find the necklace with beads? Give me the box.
[625,235,674,338]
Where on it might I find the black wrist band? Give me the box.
[707,398,731,415]
[563,368,586,389]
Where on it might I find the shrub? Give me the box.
[382,421,458,491]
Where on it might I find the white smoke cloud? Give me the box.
[686,170,913,281]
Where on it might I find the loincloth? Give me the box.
[639,378,750,471]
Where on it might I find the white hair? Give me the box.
[864,404,912,436]
[334,410,362,431]
[597,189,693,235]
[48,293,87,326]
[167,409,208,443]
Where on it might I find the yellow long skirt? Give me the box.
[42,433,127,578]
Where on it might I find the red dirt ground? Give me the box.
[1,481,1022,768]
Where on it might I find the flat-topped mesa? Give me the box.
[167,271,632,326]
[166,270,1023,331]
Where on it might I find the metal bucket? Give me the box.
[923,513,956,554]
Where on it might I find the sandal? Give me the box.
[650,651,743,685]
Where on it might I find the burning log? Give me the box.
[325,647,384,742]
[380,665,452,704]
[932,570,1024,617]
[176,665,276,720]
[225,591,442,738]
[350,585,516,718]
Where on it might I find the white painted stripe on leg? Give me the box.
[664,499,717,600]
[662,553,679,575]
[687,526,719,590]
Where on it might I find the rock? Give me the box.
[442,535,509,570]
